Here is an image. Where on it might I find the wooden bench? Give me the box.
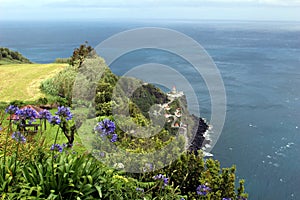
[23,124,40,134]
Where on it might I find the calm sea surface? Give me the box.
[1,20,300,200]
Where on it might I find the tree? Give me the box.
[69,41,94,68]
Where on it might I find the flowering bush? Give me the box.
[0,102,248,199]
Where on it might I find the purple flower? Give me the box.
[196,184,211,196]
[15,107,38,124]
[222,198,232,200]
[110,133,118,143]
[95,119,116,135]
[48,115,61,125]
[0,126,2,131]
[5,105,19,115]
[11,131,26,143]
[143,163,153,172]
[153,174,163,180]
[39,109,52,120]
[163,177,169,185]
[95,119,117,143]
[153,174,169,186]
[55,106,73,120]
[136,187,144,192]
[50,144,64,153]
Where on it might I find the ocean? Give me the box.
[1,20,300,200]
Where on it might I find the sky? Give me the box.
[0,0,300,21]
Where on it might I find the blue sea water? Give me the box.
[1,20,300,200]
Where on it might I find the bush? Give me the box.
[54,58,70,64]
[40,66,77,106]
[0,47,31,64]
[131,151,248,200]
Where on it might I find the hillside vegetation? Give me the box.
[0,47,31,65]
[0,44,248,199]
[0,63,66,102]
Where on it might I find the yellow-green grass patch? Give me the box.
[0,63,67,102]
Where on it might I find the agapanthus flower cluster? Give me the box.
[55,106,73,121]
[39,109,52,120]
[5,105,19,115]
[111,133,118,143]
[11,131,26,143]
[153,174,169,187]
[50,143,66,153]
[196,184,211,196]
[95,119,117,143]
[15,107,38,124]
[48,115,61,125]
[95,119,116,135]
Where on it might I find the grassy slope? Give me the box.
[0,58,26,65]
[0,63,67,102]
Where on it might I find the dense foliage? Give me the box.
[0,105,248,199]
[69,42,94,68]
[40,42,95,106]
[0,47,31,64]
[40,66,77,106]
[31,44,249,199]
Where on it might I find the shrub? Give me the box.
[54,57,70,64]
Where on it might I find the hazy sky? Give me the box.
[1,0,300,21]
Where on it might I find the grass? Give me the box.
[0,58,26,65]
[0,63,67,102]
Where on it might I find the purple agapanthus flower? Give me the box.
[5,105,19,115]
[15,107,38,124]
[55,106,73,121]
[39,109,52,120]
[222,198,232,200]
[48,115,61,125]
[50,144,64,153]
[11,131,26,143]
[196,184,211,196]
[110,133,118,143]
[95,119,116,135]
[153,174,169,187]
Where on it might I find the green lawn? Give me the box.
[0,63,67,102]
